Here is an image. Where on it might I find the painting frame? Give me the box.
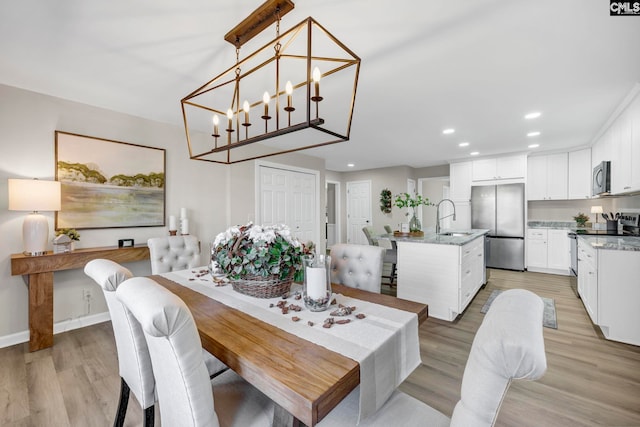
[55,131,166,230]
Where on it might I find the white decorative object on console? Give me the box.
[8,178,61,256]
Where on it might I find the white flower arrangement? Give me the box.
[213,222,311,282]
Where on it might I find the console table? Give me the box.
[11,245,150,351]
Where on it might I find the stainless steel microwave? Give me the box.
[592,160,611,196]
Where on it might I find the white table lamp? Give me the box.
[590,205,603,225]
[8,179,62,256]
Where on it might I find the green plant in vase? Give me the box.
[394,193,432,232]
[573,212,589,228]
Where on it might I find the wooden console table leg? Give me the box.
[27,272,54,352]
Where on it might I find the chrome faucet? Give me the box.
[436,199,457,234]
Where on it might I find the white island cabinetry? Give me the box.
[397,235,485,321]
[577,236,640,346]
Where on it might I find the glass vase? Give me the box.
[303,254,332,312]
[409,212,421,232]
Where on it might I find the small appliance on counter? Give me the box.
[619,212,640,236]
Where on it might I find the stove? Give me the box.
[573,212,640,237]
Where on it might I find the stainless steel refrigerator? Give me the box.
[471,183,525,271]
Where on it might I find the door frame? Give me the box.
[254,160,321,249]
[325,179,341,247]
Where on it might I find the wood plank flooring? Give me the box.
[1,269,639,426]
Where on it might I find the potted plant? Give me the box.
[212,223,313,298]
[394,193,432,232]
[380,188,392,213]
[573,213,590,228]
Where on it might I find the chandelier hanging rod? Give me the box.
[224,0,295,48]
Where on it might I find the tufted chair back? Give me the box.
[84,259,156,425]
[116,277,275,427]
[329,243,385,293]
[116,277,219,427]
[450,288,547,426]
[317,288,546,426]
[147,235,201,274]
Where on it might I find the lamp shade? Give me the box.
[8,179,61,212]
[8,179,61,256]
[590,206,603,214]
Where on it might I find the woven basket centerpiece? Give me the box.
[212,223,311,299]
[229,273,294,299]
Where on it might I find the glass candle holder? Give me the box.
[303,254,332,312]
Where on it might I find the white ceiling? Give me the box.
[1,0,639,171]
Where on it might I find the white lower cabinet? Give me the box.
[397,237,485,321]
[577,238,640,346]
[526,228,570,275]
[577,239,598,324]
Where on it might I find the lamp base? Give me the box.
[23,212,49,256]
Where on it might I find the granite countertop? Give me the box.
[383,229,489,246]
[578,235,640,252]
[528,220,582,230]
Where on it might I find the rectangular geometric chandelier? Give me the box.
[180,0,361,164]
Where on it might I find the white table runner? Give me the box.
[163,269,421,423]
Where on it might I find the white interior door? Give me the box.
[290,172,315,243]
[257,163,319,248]
[346,180,371,245]
[259,167,288,225]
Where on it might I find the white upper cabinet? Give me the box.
[611,93,640,194]
[591,85,640,195]
[527,153,568,200]
[631,94,640,190]
[449,161,472,201]
[472,155,526,181]
[568,149,592,199]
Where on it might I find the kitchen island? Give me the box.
[384,229,489,321]
[576,235,640,346]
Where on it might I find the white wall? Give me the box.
[329,165,450,243]
[528,195,640,223]
[0,83,325,345]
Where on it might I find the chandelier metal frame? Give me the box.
[180,0,360,164]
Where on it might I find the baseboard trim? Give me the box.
[0,311,111,349]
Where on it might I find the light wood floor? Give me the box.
[1,269,639,426]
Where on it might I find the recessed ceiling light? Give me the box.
[458,142,470,147]
[525,112,541,119]
[347,163,355,168]
[442,128,455,135]
[528,144,540,148]
[470,151,479,156]
[527,131,541,137]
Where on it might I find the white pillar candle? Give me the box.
[180,207,187,219]
[181,218,189,235]
[306,267,327,300]
[169,215,177,230]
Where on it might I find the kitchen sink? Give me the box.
[438,232,473,237]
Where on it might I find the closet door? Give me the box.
[258,165,319,246]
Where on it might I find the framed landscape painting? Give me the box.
[55,131,166,229]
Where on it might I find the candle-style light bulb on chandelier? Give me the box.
[180,0,361,164]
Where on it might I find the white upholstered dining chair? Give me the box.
[318,288,547,426]
[329,243,385,293]
[147,235,201,274]
[84,259,227,427]
[115,276,275,427]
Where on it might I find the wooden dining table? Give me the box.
[152,274,428,426]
